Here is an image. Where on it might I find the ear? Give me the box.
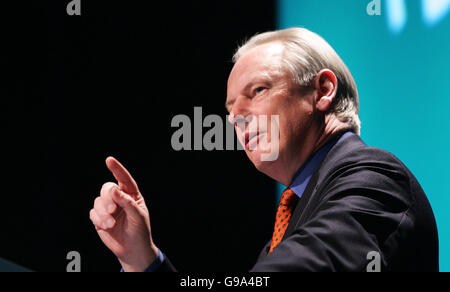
[314,69,338,112]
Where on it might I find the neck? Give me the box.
[265,114,351,186]
[313,114,351,153]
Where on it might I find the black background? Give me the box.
[0,0,277,271]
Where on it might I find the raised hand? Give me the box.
[89,157,158,272]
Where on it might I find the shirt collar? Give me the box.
[289,131,354,199]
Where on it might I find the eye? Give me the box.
[254,87,267,95]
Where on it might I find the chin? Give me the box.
[247,150,275,173]
[245,144,285,184]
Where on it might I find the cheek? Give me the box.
[279,100,313,139]
[254,92,294,139]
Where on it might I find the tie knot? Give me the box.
[279,188,298,207]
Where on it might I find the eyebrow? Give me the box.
[225,76,273,111]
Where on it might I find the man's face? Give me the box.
[226,42,317,175]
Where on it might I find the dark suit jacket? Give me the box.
[157,133,439,272]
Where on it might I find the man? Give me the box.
[89,28,439,272]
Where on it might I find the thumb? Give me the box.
[111,187,141,218]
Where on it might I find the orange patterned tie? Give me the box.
[268,188,299,254]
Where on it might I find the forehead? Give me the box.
[228,42,285,89]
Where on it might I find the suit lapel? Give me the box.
[282,134,366,240]
[282,167,321,239]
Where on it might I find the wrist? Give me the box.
[119,244,159,272]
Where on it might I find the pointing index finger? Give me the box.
[105,157,140,196]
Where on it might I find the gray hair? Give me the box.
[233,27,361,135]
